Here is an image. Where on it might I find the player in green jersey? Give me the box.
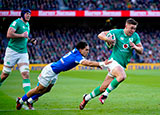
[0,9,36,110]
[79,18,144,110]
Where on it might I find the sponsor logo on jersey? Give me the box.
[129,38,133,42]
[120,37,124,40]
[123,44,128,49]
[23,26,25,29]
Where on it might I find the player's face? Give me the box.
[24,12,31,22]
[125,24,137,36]
[80,46,89,57]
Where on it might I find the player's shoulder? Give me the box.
[11,18,21,25]
[73,48,83,57]
[133,32,140,38]
[110,29,122,33]
[13,18,21,23]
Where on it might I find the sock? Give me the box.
[28,94,42,104]
[85,86,102,101]
[23,79,31,94]
[103,78,120,96]
[20,94,29,104]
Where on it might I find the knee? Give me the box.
[117,75,126,82]
[45,88,51,93]
[36,88,45,94]
[2,72,9,77]
[2,66,12,75]
[1,72,9,81]
[21,72,29,79]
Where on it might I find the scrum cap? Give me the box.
[21,9,31,21]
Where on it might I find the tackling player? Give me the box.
[0,9,36,109]
[79,18,144,110]
[16,41,111,110]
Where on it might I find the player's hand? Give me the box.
[30,38,37,45]
[129,42,137,49]
[28,37,37,45]
[22,31,28,38]
[104,59,112,66]
[105,34,116,45]
[99,60,112,68]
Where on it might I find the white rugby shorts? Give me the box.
[107,58,124,78]
[4,47,29,66]
[38,63,58,87]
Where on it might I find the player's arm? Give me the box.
[7,27,28,38]
[81,59,111,68]
[98,31,115,44]
[129,42,143,54]
[98,31,109,42]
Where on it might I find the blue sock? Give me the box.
[22,94,29,102]
[31,94,42,100]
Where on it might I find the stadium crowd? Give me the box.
[0,26,159,64]
[1,0,160,10]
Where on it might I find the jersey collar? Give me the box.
[123,29,128,37]
[19,18,28,25]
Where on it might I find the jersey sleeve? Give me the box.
[106,29,118,39]
[75,55,86,64]
[109,29,118,34]
[9,20,18,30]
[134,33,141,45]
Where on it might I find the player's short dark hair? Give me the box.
[126,18,138,25]
[76,41,88,50]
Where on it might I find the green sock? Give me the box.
[90,86,102,98]
[23,79,31,94]
[103,78,120,96]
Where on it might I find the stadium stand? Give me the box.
[0,0,160,10]
[0,17,159,64]
[63,0,160,10]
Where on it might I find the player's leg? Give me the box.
[85,75,113,101]
[16,64,57,110]
[98,74,114,104]
[27,84,54,104]
[100,66,126,104]
[0,66,12,86]
[26,74,57,105]
[16,83,47,110]
[17,53,31,94]
[26,83,54,110]
[79,75,113,110]
[0,47,17,86]
[18,63,31,93]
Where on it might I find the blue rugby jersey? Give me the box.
[50,48,85,74]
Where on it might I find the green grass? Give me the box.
[0,70,160,115]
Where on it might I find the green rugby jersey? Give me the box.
[108,29,141,68]
[8,18,30,53]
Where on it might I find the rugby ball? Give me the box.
[105,33,116,48]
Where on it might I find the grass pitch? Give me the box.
[0,70,160,115]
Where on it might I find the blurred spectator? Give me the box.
[0,0,160,10]
[1,24,159,64]
[1,0,59,10]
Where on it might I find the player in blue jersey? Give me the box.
[16,41,111,110]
